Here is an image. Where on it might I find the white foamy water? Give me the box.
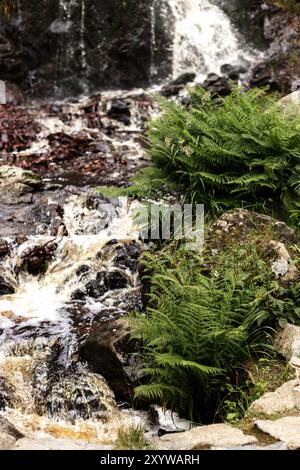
[0,196,142,328]
[165,0,260,80]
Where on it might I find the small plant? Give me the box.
[135,86,300,225]
[115,425,150,450]
[218,356,294,423]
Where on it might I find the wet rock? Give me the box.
[85,279,106,298]
[0,240,9,258]
[153,423,257,450]
[45,368,117,422]
[201,73,232,96]
[255,416,300,450]
[160,73,196,97]
[220,63,246,80]
[0,415,24,440]
[249,380,300,417]
[171,73,196,86]
[102,271,129,290]
[0,166,42,205]
[79,319,134,403]
[107,99,131,125]
[19,241,58,276]
[76,265,90,277]
[249,63,281,91]
[0,275,15,296]
[13,437,113,450]
[108,241,142,271]
[160,83,185,98]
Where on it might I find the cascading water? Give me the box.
[50,0,89,94]
[0,187,147,442]
[161,0,260,80]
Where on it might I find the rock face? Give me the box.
[0,0,170,97]
[249,380,300,417]
[255,416,300,450]
[153,423,257,450]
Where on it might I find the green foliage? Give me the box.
[115,425,150,450]
[129,243,300,420]
[218,357,292,423]
[138,87,300,225]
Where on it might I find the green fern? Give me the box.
[134,86,300,225]
[129,243,300,421]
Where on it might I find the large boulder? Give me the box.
[249,380,300,417]
[255,416,300,450]
[153,423,257,450]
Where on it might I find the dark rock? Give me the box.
[170,73,196,86]
[159,71,196,98]
[113,241,142,271]
[0,275,14,296]
[79,320,134,403]
[202,73,232,96]
[0,240,9,257]
[85,280,106,299]
[107,99,131,125]
[20,242,57,276]
[0,377,11,410]
[104,271,129,290]
[160,84,184,98]
[0,0,158,97]
[220,63,247,80]
[249,63,281,91]
[0,416,24,440]
[76,265,90,277]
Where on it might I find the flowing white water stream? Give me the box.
[165,0,259,80]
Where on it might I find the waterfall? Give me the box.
[164,0,259,80]
[79,0,87,73]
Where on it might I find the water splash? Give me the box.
[164,0,259,80]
